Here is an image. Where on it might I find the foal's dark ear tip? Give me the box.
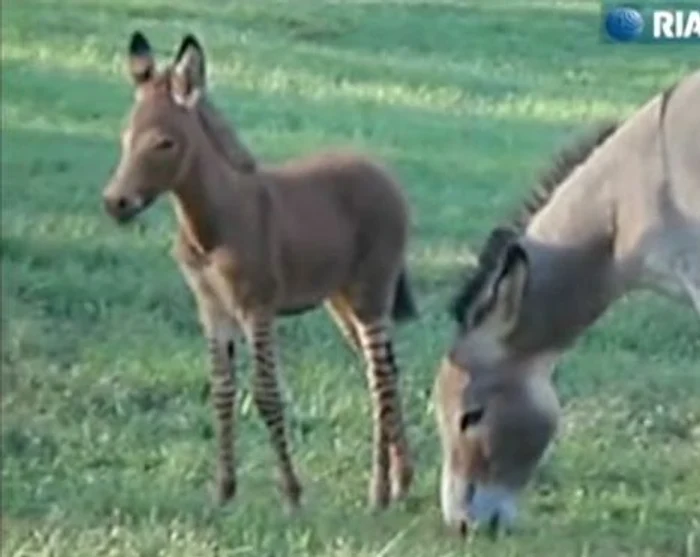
[129,31,151,55]
[176,33,203,60]
[183,34,203,50]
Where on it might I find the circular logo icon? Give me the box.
[605,6,644,41]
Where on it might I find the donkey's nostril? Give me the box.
[116,197,129,211]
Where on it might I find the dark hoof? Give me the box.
[211,476,237,505]
[441,520,470,539]
[391,464,414,501]
[281,477,303,512]
[369,481,391,511]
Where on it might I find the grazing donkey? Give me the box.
[437,69,700,535]
[102,32,417,510]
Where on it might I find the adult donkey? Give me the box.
[102,32,417,510]
[436,69,700,535]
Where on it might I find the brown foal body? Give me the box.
[103,32,417,510]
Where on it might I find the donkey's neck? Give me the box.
[509,126,643,353]
[511,238,620,353]
[510,100,669,354]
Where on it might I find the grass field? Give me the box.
[2,1,699,555]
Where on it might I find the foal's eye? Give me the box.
[459,407,485,431]
[154,138,175,150]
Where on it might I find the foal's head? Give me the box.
[440,228,560,535]
[103,32,222,223]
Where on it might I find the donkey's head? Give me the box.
[103,32,216,223]
[439,227,560,535]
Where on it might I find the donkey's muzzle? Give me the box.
[467,483,517,538]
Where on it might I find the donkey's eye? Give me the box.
[459,407,485,431]
[155,138,175,150]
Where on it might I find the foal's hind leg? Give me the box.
[354,316,413,508]
[245,317,302,509]
[325,295,361,353]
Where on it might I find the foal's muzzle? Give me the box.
[103,193,151,223]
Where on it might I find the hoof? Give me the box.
[391,463,414,501]
[280,475,303,513]
[441,520,470,539]
[368,480,391,511]
[211,476,236,505]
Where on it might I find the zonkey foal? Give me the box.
[102,32,416,510]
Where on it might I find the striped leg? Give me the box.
[248,319,302,508]
[357,319,413,508]
[206,330,237,503]
[176,256,239,505]
[325,296,361,354]
[174,243,241,504]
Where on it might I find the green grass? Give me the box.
[2,0,699,555]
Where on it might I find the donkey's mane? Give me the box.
[512,121,619,231]
[450,121,619,326]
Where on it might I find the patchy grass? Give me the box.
[2,0,699,555]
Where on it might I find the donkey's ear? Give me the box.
[484,242,529,337]
[128,31,154,85]
[171,34,206,108]
[468,241,529,338]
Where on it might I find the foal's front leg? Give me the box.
[201,308,239,504]
[174,240,240,503]
[176,255,239,504]
[246,317,302,508]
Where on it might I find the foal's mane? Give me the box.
[450,121,619,326]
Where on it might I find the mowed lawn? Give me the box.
[2,1,699,555]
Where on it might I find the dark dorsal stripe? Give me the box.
[658,81,679,189]
[659,81,678,124]
[451,122,620,326]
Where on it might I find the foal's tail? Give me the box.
[392,268,419,322]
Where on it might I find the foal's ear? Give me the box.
[127,31,154,85]
[171,34,206,108]
[472,241,529,338]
